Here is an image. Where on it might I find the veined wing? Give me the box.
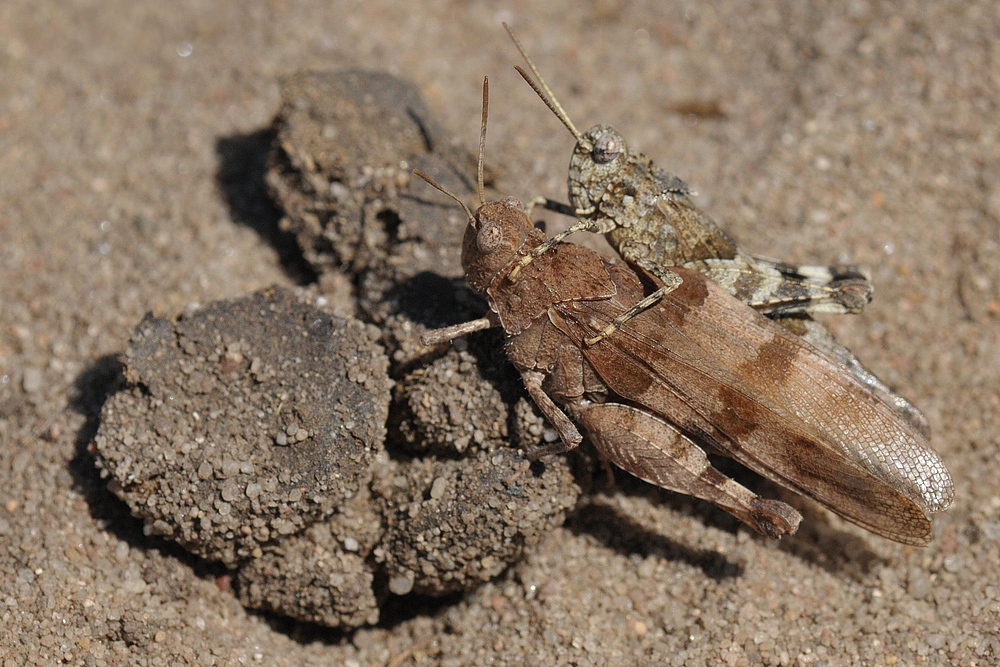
[551,263,953,545]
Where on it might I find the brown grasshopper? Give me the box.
[503,24,929,435]
[420,77,953,545]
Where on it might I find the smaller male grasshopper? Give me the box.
[501,24,928,435]
[420,77,953,545]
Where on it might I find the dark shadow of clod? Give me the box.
[69,355,146,541]
[215,128,319,285]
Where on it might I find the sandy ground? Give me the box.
[2,1,999,665]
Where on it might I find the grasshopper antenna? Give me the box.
[416,76,491,218]
[413,170,474,222]
[478,76,488,208]
[503,23,582,140]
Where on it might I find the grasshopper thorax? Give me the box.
[568,124,629,213]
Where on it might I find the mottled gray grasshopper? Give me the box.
[503,25,929,435]
[421,78,953,545]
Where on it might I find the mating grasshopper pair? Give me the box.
[420,37,952,544]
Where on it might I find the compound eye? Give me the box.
[592,132,621,164]
[477,221,504,253]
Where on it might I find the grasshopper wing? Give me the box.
[552,263,953,545]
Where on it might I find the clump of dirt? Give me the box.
[268,70,450,275]
[235,485,385,628]
[374,447,578,596]
[94,287,390,566]
[266,70,496,369]
[393,344,511,456]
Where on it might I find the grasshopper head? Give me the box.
[504,29,628,219]
[414,77,537,295]
[462,197,535,293]
[568,124,629,212]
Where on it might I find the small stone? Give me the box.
[220,458,240,478]
[388,572,415,595]
[429,477,448,500]
[22,368,42,394]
